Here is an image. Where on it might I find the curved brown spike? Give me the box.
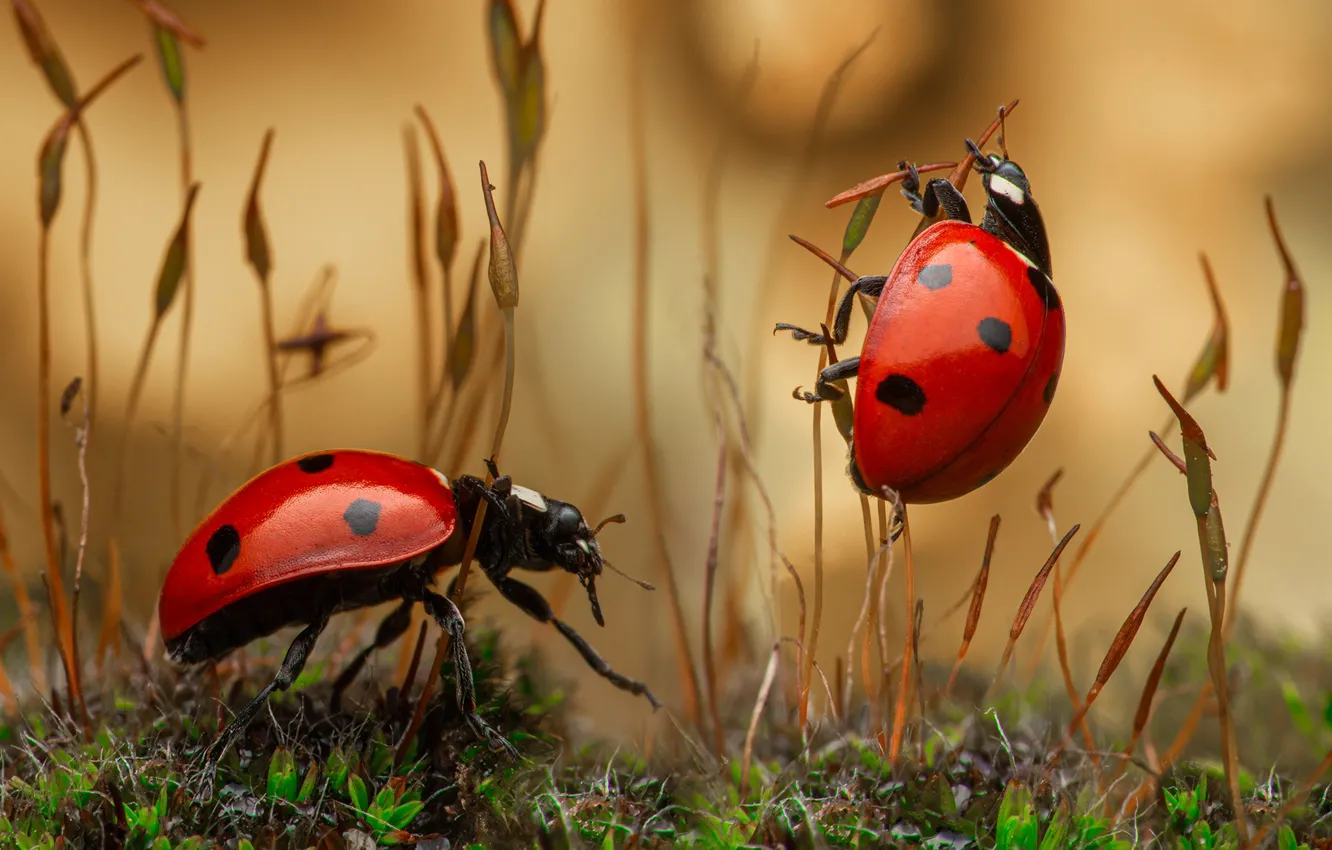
[788,234,858,282]
[824,161,956,209]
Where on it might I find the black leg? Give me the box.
[481,459,523,516]
[419,589,519,758]
[794,356,860,404]
[775,275,886,346]
[329,599,414,713]
[489,574,660,710]
[475,476,516,524]
[899,160,972,223]
[197,611,331,801]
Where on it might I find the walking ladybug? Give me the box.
[776,137,1064,504]
[158,449,657,797]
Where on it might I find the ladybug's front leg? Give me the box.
[794,357,860,404]
[900,160,972,223]
[488,573,661,709]
[775,275,886,346]
[420,589,521,758]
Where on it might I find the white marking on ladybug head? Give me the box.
[988,174,1026,205]
[576,539,591,554]
[510,484,548,512]
[429,467,450,488]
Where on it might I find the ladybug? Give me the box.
[159,449,658,794]
[776,138,1064,504]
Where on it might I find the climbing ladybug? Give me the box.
[158,449,657,795]
[776,137,1064,504]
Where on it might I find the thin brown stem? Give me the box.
[799,237,856,734]
[629,27,699,721]
[169,98,195,541]
[802,382,825,739]
[397,163,521,769]
[62,380,91,738]
[1199,513,1246,843]
[1037,472,1094,752]
[844,494,879,716]
[857,500,879,724]
[701,415,728,758]
[405,125,433,461]
[740,642,781,798]
[888,506,914,764]
[242,128,282,463]
[36,224,81,718]
[1225,392,1289,639]
[74,121,98,442]
[258,285,282,464]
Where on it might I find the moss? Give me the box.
[0,617,1329,848]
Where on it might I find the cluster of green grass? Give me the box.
[3,616,1332,846]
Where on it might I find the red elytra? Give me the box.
[777,142,1064,504]
[853,219,1065,503]
[159,450,456,645]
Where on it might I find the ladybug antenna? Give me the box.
[592,513,626,536]
[604,559,656,592]
[997,105,1010,159]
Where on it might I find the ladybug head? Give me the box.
[965,139,1053,278]
[967,140,1034,208]
[508,485,610,624]
[527,495,603,575]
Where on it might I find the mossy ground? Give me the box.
[2,607,1331,849]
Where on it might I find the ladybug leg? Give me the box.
[794,357,860,404]
[197,610,332,801]
[329,599,414,713]
[480,458,523,519]
[775,275,887,346]
[899,160,972,223]
[419,589,520,759]
[475,477,518,524]
[489,574,661,710]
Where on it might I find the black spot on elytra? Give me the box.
[977,317,1012,354]
[1027,267,1061,310]
[296,453,335,474]
[917,263,952,291]
[206,524,241,575]
[875,374,926,416]
[1043,372,1060,405]
[343,498,382,537]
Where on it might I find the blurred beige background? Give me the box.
[2,0,1331,738]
